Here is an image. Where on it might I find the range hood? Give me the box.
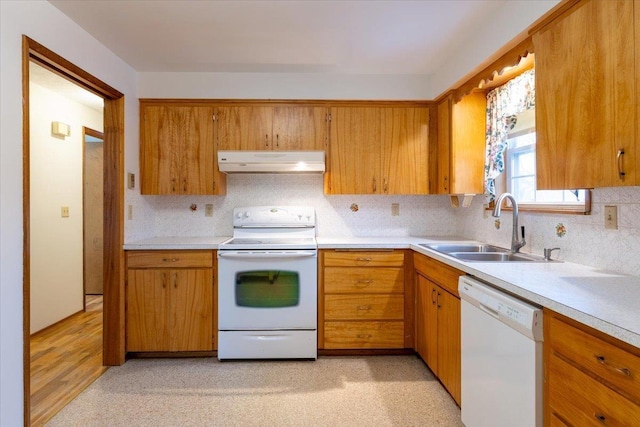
[217,151,325,174]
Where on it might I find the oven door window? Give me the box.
[235,270,300,308]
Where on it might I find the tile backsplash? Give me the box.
[126,176,640,277]
[454,186,640,277]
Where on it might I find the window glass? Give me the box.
[235,270,300,308]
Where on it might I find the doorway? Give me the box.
[22,36,126,424]
[84,127,104,297]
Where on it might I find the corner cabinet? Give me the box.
[544,310,640,426]
[326,106,430,195]
[533,0,638,189]
[435,92,486,195]
[319,249,413,350]
[414,252,462,406]
[139,101,226,195]
[126,250,215,352]
[215,104,328,151]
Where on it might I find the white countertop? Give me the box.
[125,235,640,349]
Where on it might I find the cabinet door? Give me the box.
[436,97,452,194]
[450,93,486,194]
[169,269,213,351]
[381,108,430,195]
[534,0,636,188]
[140,104,216,195]
[437,287,461,405]
[327,107,382,194]
[415,274,431,361]
[424,277,439,373]
[272,106,327,151]
[216,106,273,150]
[126,270,170,351]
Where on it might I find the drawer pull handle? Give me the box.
[356,305,372,311]
[355,257,372,262]
[355,280,373,287]
[594,413,606,424]
[162,258,179,263]
[617,149,626,179]
[356,334,372,339]
[594,355,632,376]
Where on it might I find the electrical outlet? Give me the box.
[127,173,135,189]
[391,203,400,216]
[61,206,69,218]
[205,204,214,217]
[604,205,618,229]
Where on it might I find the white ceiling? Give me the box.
[49,0,506,75]
[29,61,104,112]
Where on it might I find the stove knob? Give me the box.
[236,212,244,219]
[245,212,251,218]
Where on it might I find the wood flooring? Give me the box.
[30,295,108,426]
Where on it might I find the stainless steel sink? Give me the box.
[420,243,559,262]
[447,252,549,262]
[420,243,510,253]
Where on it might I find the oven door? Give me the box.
[217,250,317,330]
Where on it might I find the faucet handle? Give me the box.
[544,247,561,261]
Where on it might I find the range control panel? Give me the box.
[232,206,316,228]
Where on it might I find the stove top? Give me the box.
[221,206,317,250]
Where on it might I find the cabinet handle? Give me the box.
[171,178,176,192]
[355,257,372,263]
[276,134,279,148]
[431,289,436,305]
[617,149,626,180]
[355,279,373,288]
[265,134,269,148]
[173,273,178,288]
[161,272,166,288]
[356,333,372,339]
[383,178,388,193]
[594,413,606,424]
[356,305,372,311]
[594,355,631,377]
[443,176,448,191]
[182,179,187,192]
[162,258,179,263]
[372,177,377,192]
[437,291,441,308]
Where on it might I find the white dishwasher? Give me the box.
[458,276,543,427]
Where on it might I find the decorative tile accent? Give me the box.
[555,223,566,238]
[350,203,359,212]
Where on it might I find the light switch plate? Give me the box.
[391,203,400,216]
[61,206,69,218]
[205,204,214,217]
[604,205,618,230]
[127,173,135,189]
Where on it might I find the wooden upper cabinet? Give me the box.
[216,105,328,151]
[327,106,430,195]
[215,106,272,150]
[140,102,224,195]
[435,92,486,195]
[382,108,430,194]
[328,107,383,194]
[533,0,637,189]
[272,106,328,150]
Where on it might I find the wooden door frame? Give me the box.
[22,35,126,425]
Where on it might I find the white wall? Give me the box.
[454,187,640,277]
[0,1,138,424]
[29,82,103,334]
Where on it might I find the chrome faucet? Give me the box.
[492,193,526,253]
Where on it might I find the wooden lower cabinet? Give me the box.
[544,310,640,426]
[320,250,411,350]
[414,252,461,405]
[126,251,214,352]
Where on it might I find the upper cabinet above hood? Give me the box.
[217,151,325,174]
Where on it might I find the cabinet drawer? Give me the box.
[413,252,462,296]
[324,267,404,294]
[324,321,404,349]
[127,250,213,268]
[548,353,640,427]
[323,251,404,267]
[548,315,640,401]
[325,294,404,320]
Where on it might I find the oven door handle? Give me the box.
[218,251,317,259]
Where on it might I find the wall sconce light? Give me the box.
[51,121,71,137]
